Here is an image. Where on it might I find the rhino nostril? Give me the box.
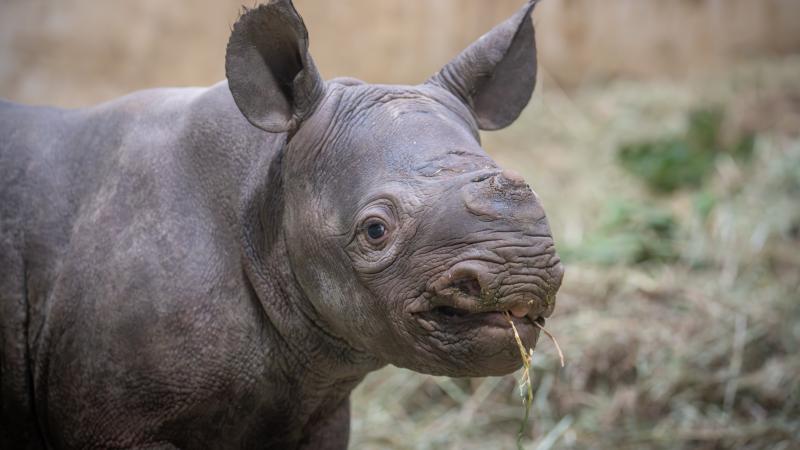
[430,260,492,301]
[452,277,482,298]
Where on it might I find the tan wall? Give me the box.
[1,0,799,107]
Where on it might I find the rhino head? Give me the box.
[226,0,563,377]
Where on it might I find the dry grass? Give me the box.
[349,57,800,449]
[507,312,566,449]
[506,312,535,449]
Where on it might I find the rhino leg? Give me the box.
[0,237,44,449]
[298,398,351,450]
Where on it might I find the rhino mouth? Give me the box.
[416,260,552,329]
[424,303,546,329]
[399,258,558,375]
[413,278,547,338]
[432,305,470,318]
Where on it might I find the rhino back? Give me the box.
[1,84,293,448]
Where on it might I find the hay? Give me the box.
[506,313,567,449]
[505,312,535,450]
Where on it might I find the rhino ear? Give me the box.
[427,0,539,131]
[226,0,325,133]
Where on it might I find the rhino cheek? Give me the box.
[281,207,390,353]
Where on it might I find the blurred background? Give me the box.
[2,0,798,449]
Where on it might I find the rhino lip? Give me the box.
[426,304,545,329]
[416,287,546,329]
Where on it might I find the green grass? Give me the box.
[348,57,800,450]
[562,199,679,265]
[617,107,754,193]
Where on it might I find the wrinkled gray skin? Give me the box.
[0,1,563,448]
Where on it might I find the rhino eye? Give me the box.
[366,222,386,241]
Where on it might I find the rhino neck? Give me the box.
[181,83,379,375]
[237,136,383,408]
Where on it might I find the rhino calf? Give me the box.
[0,0,563,448]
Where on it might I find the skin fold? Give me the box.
[0,0,562,448]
